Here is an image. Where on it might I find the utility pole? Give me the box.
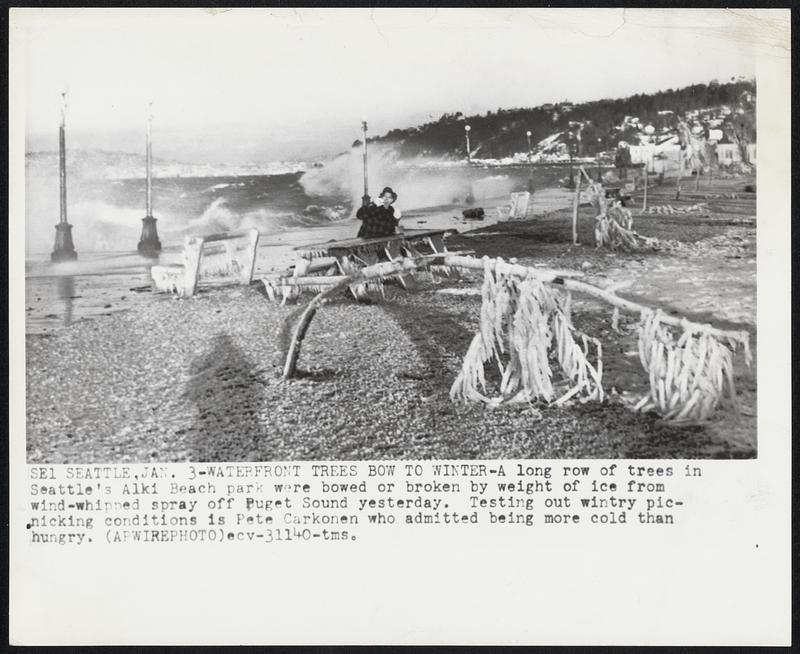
[138,102,161,256]
[51,91,77,263]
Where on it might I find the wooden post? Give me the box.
[571,172,582,245]
[642,167,648,212]
[569,155,574,189]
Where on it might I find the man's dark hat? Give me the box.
[379,186,398,202]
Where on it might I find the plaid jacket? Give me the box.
[356,203,399,238]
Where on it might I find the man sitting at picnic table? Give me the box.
[356,186,402,238]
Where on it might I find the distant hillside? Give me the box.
[365,78,756,162]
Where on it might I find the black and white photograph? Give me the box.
[20,9,768,463]
[9,7,792,648]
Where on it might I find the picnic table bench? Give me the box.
[295,228,454,263]
[151,227,260,297]
[496,191,531,221]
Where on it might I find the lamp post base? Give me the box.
[51,222,77,262]
[361,194,371,207]
[137,215,162,257]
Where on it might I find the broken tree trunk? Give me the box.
[282,277,350,379]
[282,257,429,379]
[282,254,585,379]
[441,254,748,340]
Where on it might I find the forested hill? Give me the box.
[365,78,756,160]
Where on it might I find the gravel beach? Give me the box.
[26,176,757,463]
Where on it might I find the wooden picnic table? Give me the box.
[268,228,458,300]
[294,228,455,262]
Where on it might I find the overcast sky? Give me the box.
[12,8,787,162]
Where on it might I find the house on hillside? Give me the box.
[629,134,682,174]
[628,144,657,169]
[716,143,741,165]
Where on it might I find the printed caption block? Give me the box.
[26,461,704,546]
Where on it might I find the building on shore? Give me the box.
[628,139,681,175]
[716,143,742,165]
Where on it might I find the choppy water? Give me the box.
[23,159,580,333]
[26,150,577,254]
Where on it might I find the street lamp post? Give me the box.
[526,130,534,193]
[137,102,162,257]
[51,91,77,262]
[596,137,602,182]
[361,118,370,207]
[464,124,472,163]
